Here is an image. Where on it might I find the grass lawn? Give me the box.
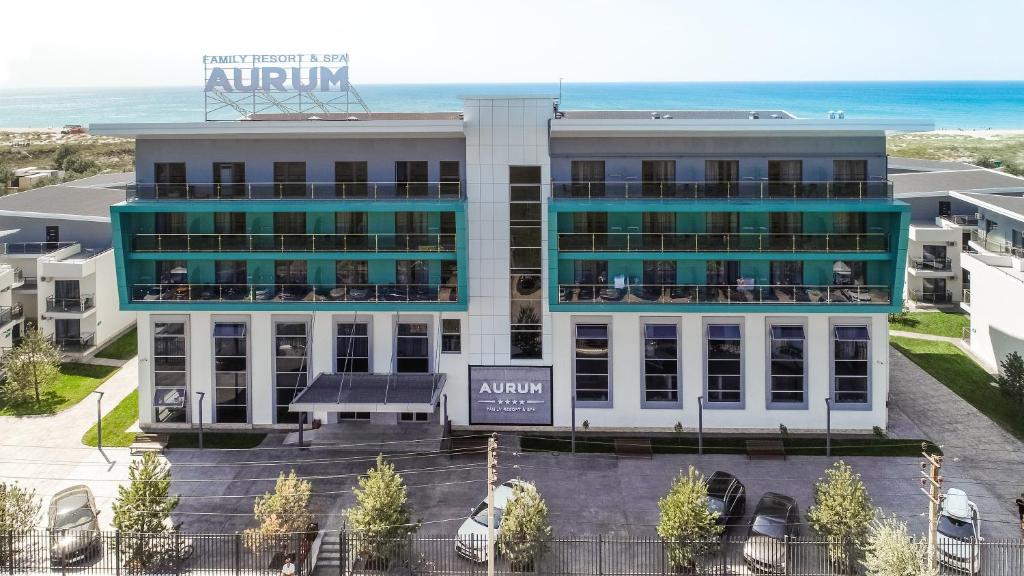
[94,328,138,360]
[889,311,970,339]
[890,336,1024,439]
[517,434,938,457]
[82,389,138,447]
[0,363,119,416]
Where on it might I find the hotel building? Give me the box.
[93,98,930,433]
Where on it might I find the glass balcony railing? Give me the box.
[557,232,888,252]
[0,304,23,325]
[0,242,76,255]
[909,257,952,271]
[911,289,953,304]
[19,276,37,289]
[46,295,95,313]
[53,333,95,352]
[550,180,892,200]
[940,214,979,227]
[132,233,457,253]
[128,182,464,201]
[130,283,459,304]
[970,230,1024,258]
[557,283,891,305]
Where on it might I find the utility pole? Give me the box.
[487,433,498,576]
[920,443,943,572]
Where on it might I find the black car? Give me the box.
[743,493,799,573]
[706,471,746,528]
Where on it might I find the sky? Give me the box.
[1,0,1022,88]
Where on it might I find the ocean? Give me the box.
[0,81,1021,129]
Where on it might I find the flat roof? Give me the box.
[891,167,1024,196]
[888,156,981,174]
[250,112,463,121]
[549,117,933,137]
[90,120,466,139]
[0,172,131,221]
[951,191,1024,221]
[557,109,794,120]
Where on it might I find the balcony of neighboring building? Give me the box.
[907,257,954,276]
[0,304,24,327]
[939,214,980,228]
[45,294,95,315]
[126,181,464,202]
[909,289,954,305]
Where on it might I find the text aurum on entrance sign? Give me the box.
[203,53,350,92]
[469,366,553,426]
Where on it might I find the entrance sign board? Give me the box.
[468,365,553,426]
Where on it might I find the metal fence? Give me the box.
[2,530,1022,575]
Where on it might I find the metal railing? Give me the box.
[941,214,980,227]
[909,257,953,271]
[557,232,888,252]
[10,267,24,284]
[0,304,23,325]
[910,289,953,304]
[52,332,95,352]
[558,283,891,305]
[969,230,1024,258]
[46,295,95,313]
[19,276,37,289]
[0,241,76,255]
[128,181,464,201]
[551,180,893,200]
[132,233,457,253]
[131,283,459,304]
[963,288,971,304]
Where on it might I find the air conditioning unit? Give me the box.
[947,241,957,246]
[39,277,49,282]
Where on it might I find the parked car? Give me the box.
[742,493,799,573]
[706,471,746,528]
[60,124,86,135]
[937,488,982,573]
[48,485,101,566]
[455,479,527,562]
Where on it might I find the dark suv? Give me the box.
[706,471,746,529]
[742,493,799,573]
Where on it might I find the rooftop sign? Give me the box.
[203,53,369,121]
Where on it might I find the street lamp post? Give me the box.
[571,390,577,455]
[825,397,832,457]
[697,395,704,456]
[196,391,205,450]
[92,390,104,452]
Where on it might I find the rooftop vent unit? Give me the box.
[650,112,661,120]
[663,114,673,119]
[307,116,322,121]
[837,110,846,119]
[749,111,759,120]
[345,116,360,121]
[828,110,837,119]
[770,114,781,119]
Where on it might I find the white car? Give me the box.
[455,479,527,562]
[937,488,982,573]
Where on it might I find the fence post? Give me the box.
[6,530,12,576]
[234,532,241,576]
[115,531,121,576]
[598,534,603,575]
[338,527,347,576]
[174,531,181,576]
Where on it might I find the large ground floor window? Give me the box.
[769,325,806,406]
[274,321,308,424]
[642,322,679,405]
[396,322,429,373]
[705,323,742,405]
[337,322,370,373]
[574,323,610,404]
[833,325,870,405]
[214,322,248,423]
[153,321,187,423]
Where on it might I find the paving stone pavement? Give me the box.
[889,345,1024,538]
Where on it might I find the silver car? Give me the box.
[49,485,101,566]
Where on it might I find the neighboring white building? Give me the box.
[0,173,137,355]
[94,102,932,435]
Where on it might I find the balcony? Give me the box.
[132,233,457,253]
[53,333,95,353]
[557,283,891,305]
[0,304,23,325]
[130,283,459,304]
[46,295,95,313]
[128,181,463,201]
[908,257,952,272]
[10,268,23,287]
[557,232,888,253]
[550,180,892,201]
[970,230,1024,258]
[910,290,953,304]
[940,214,980,227]
[0,242,77,255]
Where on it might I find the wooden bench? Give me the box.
[614,438,653,458]
[746,439,786,460]
[130,433,168,456]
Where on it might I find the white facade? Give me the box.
[904,219,965,306]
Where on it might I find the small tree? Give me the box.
[245,470,313,550]
[2,328,62,405]
[0,482,41,565]
[111,452,180,571]
[0,163,12,194]
[862,515,938,576]
[345,455,419,564]
[997,351,1024,407]
[657,466,722,573]
[807,461,874,574]
[498,481,552,570]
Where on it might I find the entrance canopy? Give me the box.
[290,372,446,413]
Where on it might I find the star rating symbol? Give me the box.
[496,399,528,405]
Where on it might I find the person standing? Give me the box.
[281,554,296,576]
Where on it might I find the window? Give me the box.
[273,162,306,198]
[642,212,675,234]
[336,261,368,285]
[400,412,430,422]
[215,261,247,285]
[706,212,738,234]
[922,245,948,270]
[338,412,371,420]
[154,163,186,198]
[214,212,246,234]
[274,212,306,235]
[770,212,803,234]
[770,261,803,285]
[574,260,608,284]
[440,161,461,197]
[938,201,952,217]
[833,325,870,405]
[396,322,430,373]
[335,161,368,197]
[274,322,308,424]
[441,319,461,353]
[706,324,742,405]
[153,321,187,423]
[706,260,739,285]
[642,160,675,196]
[336,323,369,373]
[395,161,429,197]
[642,323,679,405]
[574,323,610,404]
[768,160,804,197]
[833,212,867,234]
[705,160,739,197]
[336,212,368,234]
[510,166,543,359]
[155,213,187,234]
[396,260,428,285]
[213,322,248,423]
[213,162,245,198]
[571,160,605,197]
[156,260,188,284]
[833,160,869,198]
[572,212,607,233]
[769,325,806,406]
[395,212,428,234]
[643,261,676,285]
[275,260,307,285]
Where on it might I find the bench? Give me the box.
[130,433,168,456]
[614,438,653,458]
[746,439,786,460]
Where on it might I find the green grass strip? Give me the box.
[0,363,118,416]
[82,389,138,447]
[889,311,969,339]
[94,328,138,360]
